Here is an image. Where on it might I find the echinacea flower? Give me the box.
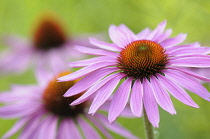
[58,20,210,127]
[0,70,138,139]
[0,14,90,74]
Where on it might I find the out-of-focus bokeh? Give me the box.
[0,0,210,138]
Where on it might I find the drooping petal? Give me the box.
[0,48,32,74]
[160,33,187,48]
[88,73,124,114]
[157,74,199,108]
[130,79,143,117]
[166,42,200,52]
[108,77,132,123]
[168,67,210,82]
[99,101,134,118]
[89,37,122,51]
[2,117,29,139]
[64,67,117,97]
[71,73,123,105]
[69,56,116,68]
[87,115,113,139]
[167,47,210,56]
[37,115,58,139]
[0,102,40,118]
[169,54,210,67]
[96,113,138,139]
[142,78,160,128]
[150,76,176,114]
[57,119,82,139]
[78,117,101,139]
[19,112,45,139]
[58,62,115,81]
[0,89,39,103]
[2,35,29,49]
[165,69,210,101]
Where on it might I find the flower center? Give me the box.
[33,16,67,51]
[117,40,168,80]
[43,71,86,118]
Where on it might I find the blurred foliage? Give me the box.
[0,0,210,139]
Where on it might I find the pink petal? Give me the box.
[87,115,113,139]
[0,87,39,104]
[168,47,210,56]
[57,119,82,139]
[157,74,199,108]
[137,28,151,39]
[74,45,118,57]
[2,117,29,139]
[64,67,118,97]
[71,73,122,105]
[69,56,116,68]
[108,25,131,48]
[166,42,200,52]
[165,69,210,101]
[19,112,44,139]
[143,78,160,128]
[118,105,136,118]
[46,50,67,73]
[170,55,210,67]
[160,33,187,48]
[88,73,124,114]
[0,48,32,73]
[89,37,122,51]
[37,115,58,139]
[150,76,176,114]
[169,67,210,82]
[118,24,137,43]
[154,29,172,42]
[176,42,200,48]
[108,77,132,123]
[147,20,167,40]
[130,79,143,117]
[95,113,138,139]
[35,67,52,87]
[99,101,134,118]
[78,117,101,139]
[2,35,29,49]
[58,62,115,81]
[0,102,40,118]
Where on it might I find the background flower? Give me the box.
[0,70,138,139]
[0,13,91,74]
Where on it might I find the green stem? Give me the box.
[143,108,154,139]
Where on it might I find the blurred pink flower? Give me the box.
[0,70,138,139]
[59,20,210,127]
[0,14,90,74]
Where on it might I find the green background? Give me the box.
[0,0,210,138]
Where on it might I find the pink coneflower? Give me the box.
[0,14,89,74]
[58,20,210,127]
[0,70,137,139]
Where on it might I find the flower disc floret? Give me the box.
[43,71,86,117]
[118,40,168,80]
